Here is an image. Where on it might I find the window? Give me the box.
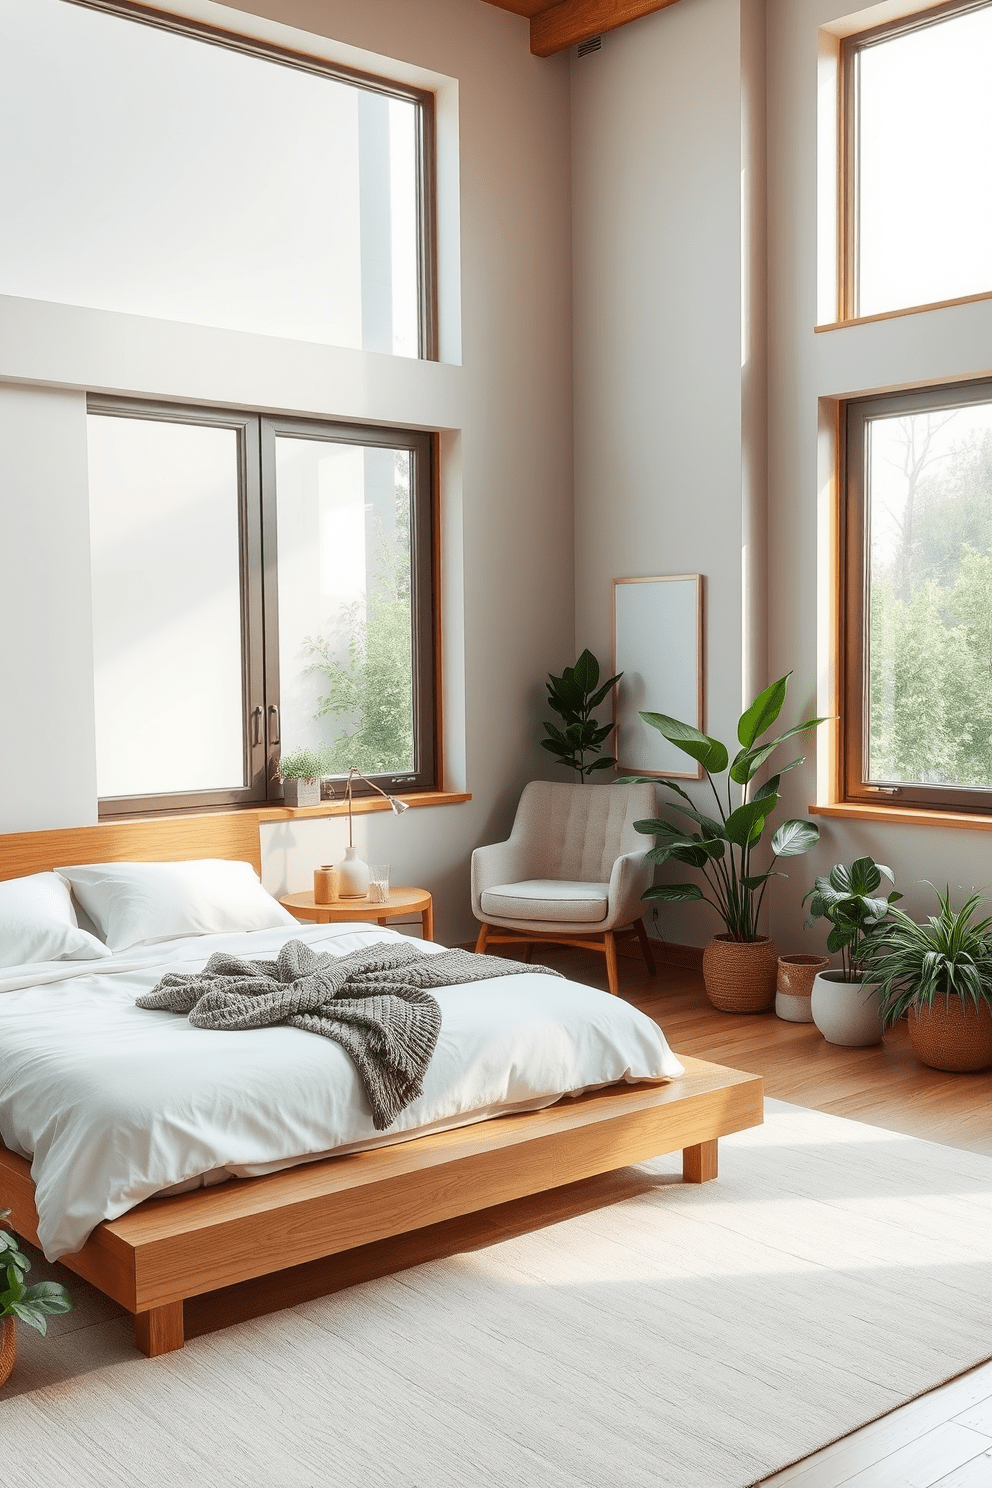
[842,380,992,814]
[0,0,435,357]
[842,0,992,319]
[87,400,437,815]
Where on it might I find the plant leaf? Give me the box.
[770,819,819,857]
[737,675,789,748]
[572,648,600,694]
[588,673,622,708]
[22,1281,72,1314]
[642,883,705,902]
[724,800,771,847]
[639,713,729,774]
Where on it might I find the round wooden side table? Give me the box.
[280,887,434,942]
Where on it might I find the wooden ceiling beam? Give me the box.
[528,0,683,57]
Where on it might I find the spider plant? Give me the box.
[864,889,992,1028]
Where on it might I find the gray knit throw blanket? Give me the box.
[136,938,562,1131]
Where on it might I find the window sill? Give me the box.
[110,791,471,825]
[815,287,992,334]
[257,790,471,822]
[810,801,992,833]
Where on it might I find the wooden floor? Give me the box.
[545,943,992,1488]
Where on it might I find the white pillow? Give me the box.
[0,872,112,968]
[55,860,297,952]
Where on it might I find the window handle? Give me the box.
[267,704,280,746]
[251,707,263,747]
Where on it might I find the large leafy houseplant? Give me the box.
[541,649,622,782]
[803,857,902,980]
[622,674,826,943]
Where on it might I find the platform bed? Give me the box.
[0,813,763,1358]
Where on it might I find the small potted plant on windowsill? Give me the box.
[1,1210,73,1389]
[278,748,330,809]
[867,889,992,1072]
[803,856,901,1046]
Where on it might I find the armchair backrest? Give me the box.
[510,780,657,882]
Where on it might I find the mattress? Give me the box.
[0,922,684,1260]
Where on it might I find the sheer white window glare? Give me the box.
[274,437,416,777]
[853,2,992,317]
[88,414,246,799]
[0,0,425,356]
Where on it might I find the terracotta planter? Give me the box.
[810,970,884,1047]
[701,935,779,1013]
[775,954,830,1023]
[0,1315,15,1390]
[908,997,992,1072]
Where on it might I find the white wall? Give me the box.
[571,0,766,946]
[0,0,574,944]
[767,0,992,954]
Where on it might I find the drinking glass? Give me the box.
[369,865,390,904]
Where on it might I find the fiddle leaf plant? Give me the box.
[0,1211,72,1336]
[803,856,901,981]
[541,648,622,782]
[620,673,827,943]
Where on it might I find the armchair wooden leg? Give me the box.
[474,923,491,955]
[603,931,620,996]
[633,917,657,976]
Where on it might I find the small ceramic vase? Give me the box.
[336,846,370,898]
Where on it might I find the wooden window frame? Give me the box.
[91,398,440,819]
[59,0,439,361]
[841,378,992,817]
[840,0,992,324]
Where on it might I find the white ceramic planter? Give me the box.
[810,969,884,1047]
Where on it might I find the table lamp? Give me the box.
[337,766,409,897]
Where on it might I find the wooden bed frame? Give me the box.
[0,813,763,1358]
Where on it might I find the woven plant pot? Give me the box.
[908,997,992,1073]
[0,1315,15,1390]
[702,934,779,1013]
[775,954,830,1023]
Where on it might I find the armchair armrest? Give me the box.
[471,841,536,919]
[604,849,655,931]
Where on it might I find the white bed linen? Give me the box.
[0,923,684,1260]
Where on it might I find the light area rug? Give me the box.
[2,1099,992,1488]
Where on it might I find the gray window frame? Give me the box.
[90,396,439,818]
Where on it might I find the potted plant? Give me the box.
[622,674,825,1012]
[278,748,329,809]
[1,1210,72,1388]
[866,889,992,1072]
[541,649,622,781]
[802,857,901,1046]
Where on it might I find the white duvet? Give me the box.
[0,922,684,1260]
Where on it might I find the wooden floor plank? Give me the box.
[929,1448,992,1487]
[836,1423,992,1488]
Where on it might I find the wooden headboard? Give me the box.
[0,812,263,882]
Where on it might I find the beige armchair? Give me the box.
[471,780,658,996]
